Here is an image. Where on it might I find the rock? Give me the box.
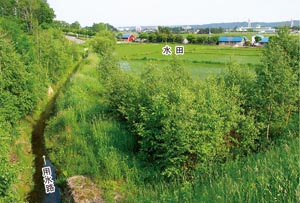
[64,175,105,203]
[9,153,18,164]
[48,86,54,96]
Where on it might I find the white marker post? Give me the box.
[42,155,46,166]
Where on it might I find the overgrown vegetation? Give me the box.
[44,27,299,202]
[97,27,299,180]
[0,1,82,201]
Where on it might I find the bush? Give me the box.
[0,125,18,202]
[37,28,81,83]
[90,31,116,56]
[0,33,37,124]
[102,58,259,179]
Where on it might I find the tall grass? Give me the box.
[133,134,299,203]
[45,54,141,201]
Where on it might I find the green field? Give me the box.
[115,43,262,78]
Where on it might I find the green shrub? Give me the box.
[102,57,259,179]
[89,31,116,56]
[0,33,37,124]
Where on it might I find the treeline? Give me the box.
[54,21,118,37]
[139,32,219,44]
[0,1,82,201]
[93,27,299,180]
[157,26,224,34]
[196,27,224,34]
[0,0,55,30]
[137,26,220,44]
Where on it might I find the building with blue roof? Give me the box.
[259,37,269,44]
[251,34,269,46]
[218,36,248,47]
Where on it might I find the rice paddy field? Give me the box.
[115,43,262,78]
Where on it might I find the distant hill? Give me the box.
[119,21,300,31]
[191,21,300,29]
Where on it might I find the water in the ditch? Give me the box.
[27,62,82,203]
[27,93,61,203]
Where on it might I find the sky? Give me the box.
[47,0,300,27]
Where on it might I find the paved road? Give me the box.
[65,35,85,44]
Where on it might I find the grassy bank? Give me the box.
[134,135,299,203]
[45,54,138,202]
[3,58,83,202]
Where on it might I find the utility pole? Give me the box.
[208,27,211,44]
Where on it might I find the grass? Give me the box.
[133,134,299,203]
[0,59,84,202]
[45,54,139,202]
[115,43,262,78]
[10,120,35,201]
[44,53,299,203]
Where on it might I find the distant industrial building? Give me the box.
[136,26,142,32]
[236,25,276,33]
[236,19,276,33]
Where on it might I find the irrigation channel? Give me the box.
[27,61,82,203]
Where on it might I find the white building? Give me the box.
[236,24,276,33]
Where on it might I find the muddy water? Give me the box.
[27,62,82,203]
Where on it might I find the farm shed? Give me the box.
[218,36,248,47]
[251,35,269,46]
[119,33,135,42]
[259,37,269,44]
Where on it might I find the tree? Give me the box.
[36,0,55,28]
[175,34,183,43]
[53,20,70,29]
[90,31,116,56]
[196,36,207,44]
[156,33,167,42]
[13,0,55,31]
[0,0,16,17]
[116,32,123,39]
[138,32,149,40]
[186,35,196,44]
[15,0,39,31]
[35,28,80,83]
[254,27,299,141]
[148,33,157,43]
[255,36,262,43]
[70,21,81,30]
[167,34,175,42]
[158,26,171,34]
[92,22,117,32]
[211,27,224,34]
[0,31,37,124]
[208,36,219,44]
